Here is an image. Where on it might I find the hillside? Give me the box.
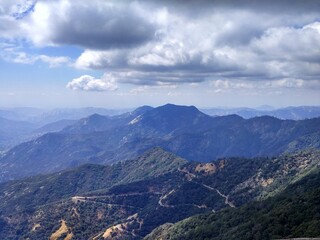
[145,167,320,240]
[0,148,319,239]
[0,148,186,214]
[1,104,319,182]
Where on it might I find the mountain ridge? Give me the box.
[0,104,319,182]
[0,148,319,239]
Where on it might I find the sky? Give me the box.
[0,0,319,109]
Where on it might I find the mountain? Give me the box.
[0,107,45,122]
[0,117,78,152]
[202,106,320,120]
[0,104,319,182]
[0,107,132,151]
[0,148,186,214]
[145,166,320,240]
[36,107,132,125]
[0,117,36,151]
[0,107,131,124]
[32,119,77,134]
[0,148,319,239]
[129,104,214,134]
[62,106,153,134]
[0,148,190,239]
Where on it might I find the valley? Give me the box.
[0,104,319,239]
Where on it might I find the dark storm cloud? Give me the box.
[160,0,320,14]
[50,4,157,50]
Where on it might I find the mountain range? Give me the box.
[0,107,130,151]
[1,105,319,152]
[0,107,129,124]
[0,104,319,183]
[0,103,319,239]
[201,106,320,120]
[0,148,319,239]
[2,106,320,123]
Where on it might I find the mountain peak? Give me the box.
[131,105,154,116]
[159,103,199,112]
[86,113,108,121]
[129,104,212,133]
[150,104,205,118]
[62,113,111,133]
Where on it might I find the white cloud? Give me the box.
[71,5,320,87]
[130,84,177,95]
[0,44,70,67]
[210,78,320,90]
[0,15,20,38]
[252,22,320,62]
[75,49,126,69]
[66,74,118,91]
[210,80,255,89]
[37,55,70,68]
[1,0,320,91]
[11,0,36,19]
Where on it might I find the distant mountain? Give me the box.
[0,104,319,182]
[36,107,131,125]
[0,107,135,150]
[256,105,275,111]
[270,106,320,120]
[0,107,45,122]
[0,117,78,151]
[0,148,319,239]
[2,105,319,122]
[127,104,215,136]
[0,107,131,124]
[0,117,36,151]
[201,106,320,120]
[33,119,77,134]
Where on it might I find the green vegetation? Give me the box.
[0,148,319,239]
[145,168,320,240]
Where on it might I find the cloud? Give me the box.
[73,18,320,87]
[0,44,70,67]
[0,15,20,38]
[0,0,37,38]
[210,78,320,90]
[20,0,160,49]
[37,55,70,68]
[11,0,36,19]
[75,49,127,69]
[66,74,118,91]
[1,0,320,91]
[130,84,177,95]
[252,22,320,64]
